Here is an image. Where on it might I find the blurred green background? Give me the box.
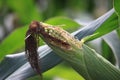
[0,0,113,80]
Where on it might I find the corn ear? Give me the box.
[26,21,120,80]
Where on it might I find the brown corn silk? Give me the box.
[25,21,72,78]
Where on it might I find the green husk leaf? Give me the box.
[48,41,120,80]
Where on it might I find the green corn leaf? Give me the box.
[78,9,119,42]
[114,0,120,38]
[114,0,120,17]
[117,28,120,38]
[101,38,115,65]
[0,26,27,60]
[6,0,42,24]
[103,31,120,67]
